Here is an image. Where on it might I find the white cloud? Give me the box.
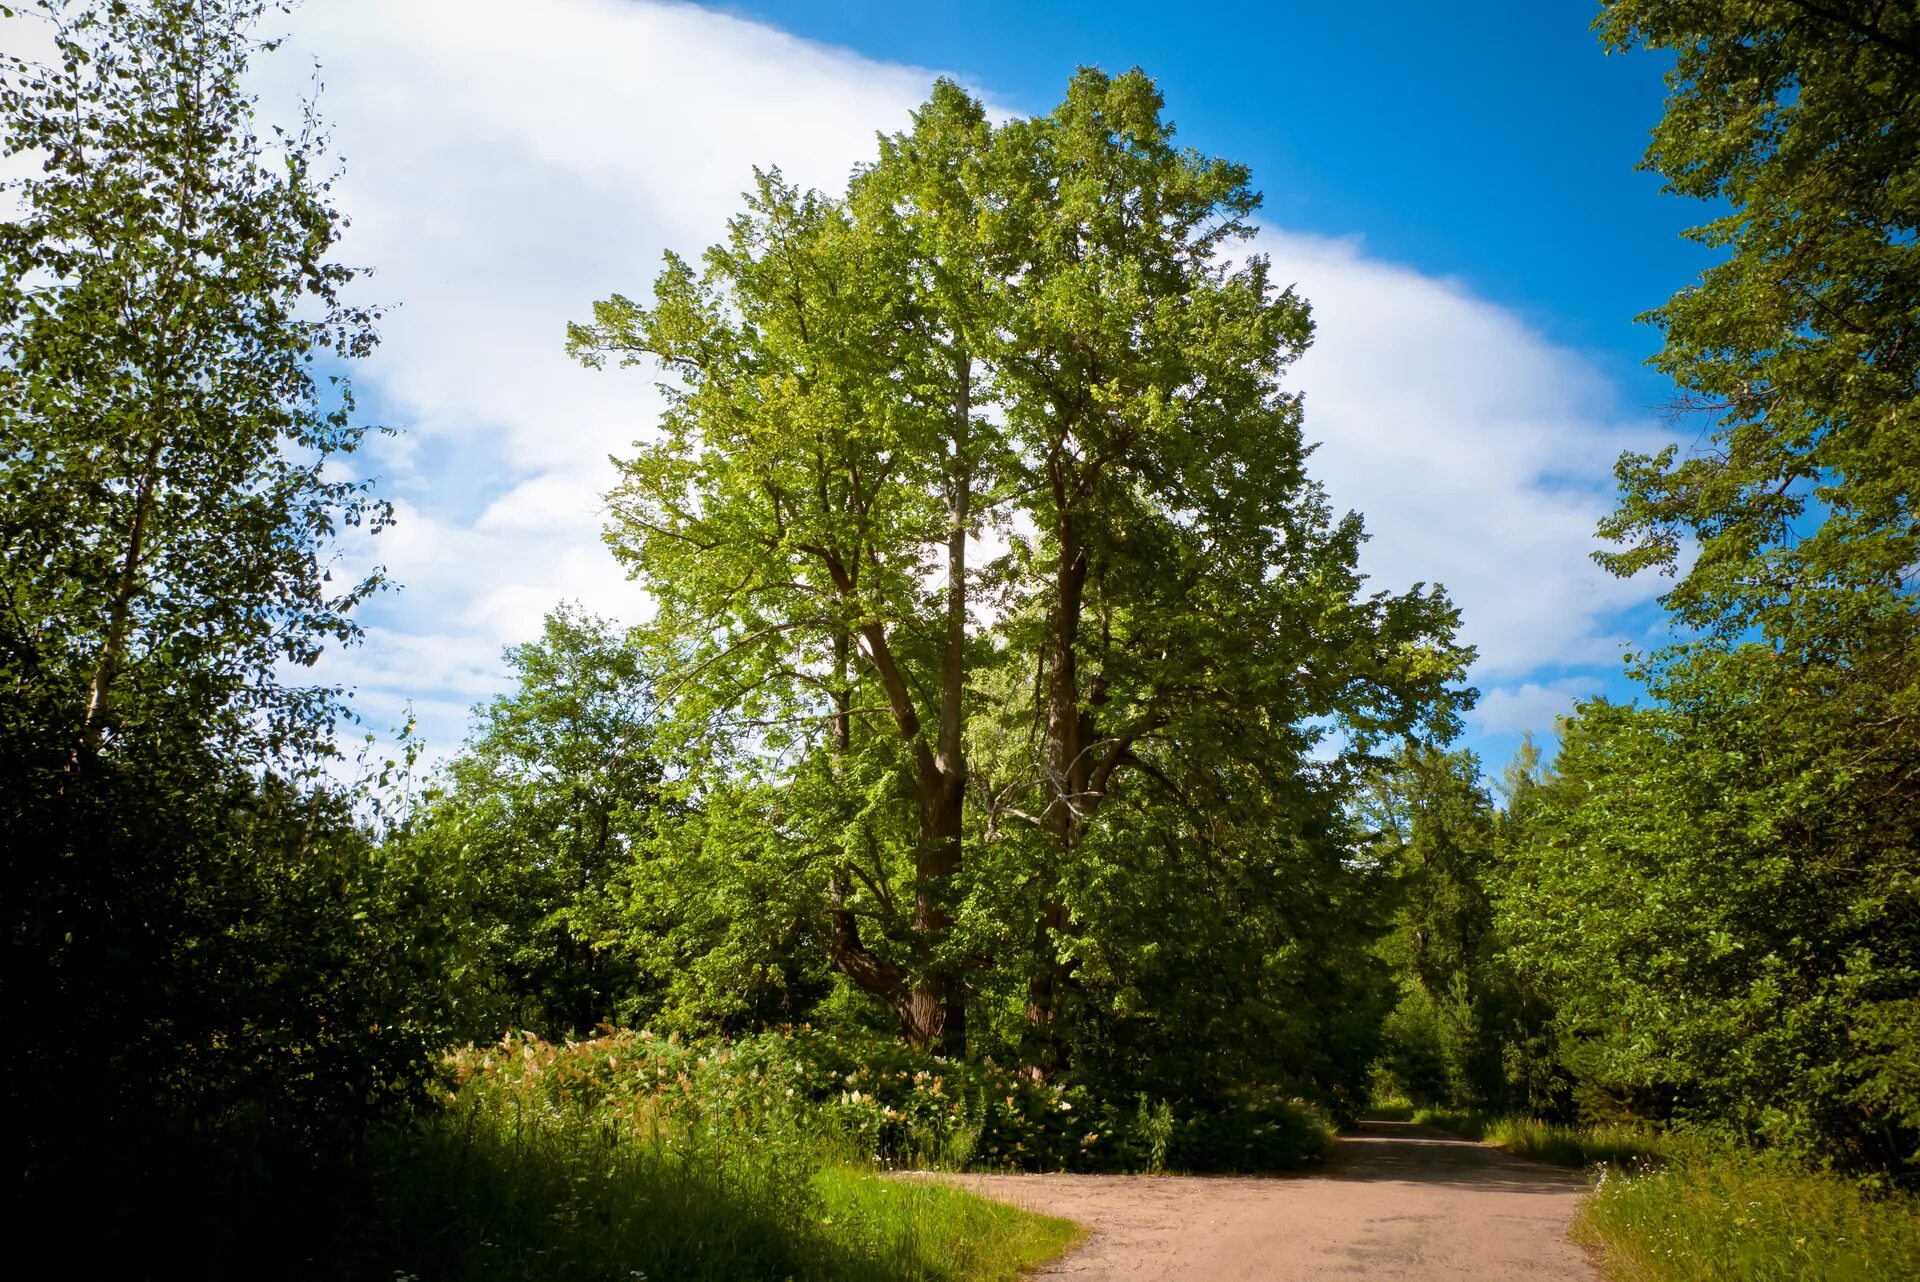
[1250,231,1664,683]
[1470,677,1604,738]
[245,0,1659,758]
[256,0,945,753]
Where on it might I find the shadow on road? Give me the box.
[1330,1120,1592,1196]
[930,1117,1601,1279]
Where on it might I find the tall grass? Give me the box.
[1580,1151,1920,1281]
[1406,1107,1920,1280]
[1413,1109,1668,1168]
[318,1038,1080,1281]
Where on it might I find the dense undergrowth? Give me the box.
[1407,1108,1920,1281]
[442,1028,1332,1175]
[321,1029,1093,1281]
[312,1028,1330,1280]
[1582,1151,1920,1281]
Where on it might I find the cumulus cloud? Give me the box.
[1251,230,1664,682]
[1470,677,1604,739]
[244,0,1658,757]
[258,0,944,752]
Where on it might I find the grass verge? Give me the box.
[326,1061,1081,1280]
[820,1168,1085,1281]
[1404,1108,1920,1280]
[1413,1109,1665,1168]
[1578,1150,1920,1281]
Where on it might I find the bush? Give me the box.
[328,1032,1081,1281]
[7,709,452,1272]
[435,1027,1332,1175]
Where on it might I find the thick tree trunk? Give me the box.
[820,352,974,1056]
[822,628,914,1026]
[908,349,972,1057]
[1025,509,1090,1077]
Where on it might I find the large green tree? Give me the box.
[970,72,1468,1072]
[573,70,1471,1086]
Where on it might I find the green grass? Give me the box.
[1408,1106,1492,1139]
[819,1168,1085,1281]
[1403,1108,1920,1280]
[1579,1151,1920,1281]
[1411,1108,1667,1168]
[325,1063,1082,1281]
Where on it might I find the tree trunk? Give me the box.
[83,433,165,741]
[816,353,974,1056]
[821,626,912,1024]
[907,348,973,1057]
[1025,508,1090,1077]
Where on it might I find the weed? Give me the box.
[1579,1150,1920,1281]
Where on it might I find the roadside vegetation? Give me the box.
[342,1037,1086,1282]
[332,1028,1326,1280]
[1409,1110,1665,1170]
[1582,1152,1920,1282]
[1403,1109,1920,1280]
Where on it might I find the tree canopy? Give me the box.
[567,69,1471,1082]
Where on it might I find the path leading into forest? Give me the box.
[935,1120,1600,1280]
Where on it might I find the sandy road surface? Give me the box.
[935,1121,1600,1280]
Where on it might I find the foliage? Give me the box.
[437,1028,1330,1177]
[1593,0,1920,653]
[1413,1109,1670,1170]
[1362,745,1558,1115]
[1581,1148,1920,1282]
[331,1049,1080,1282]
[1501,666,1920,1172]
[1479,0,1920,1185]
[0,1,443,1264]
[396,606,665,1039]
[1417,1104,1920,1280]
[571,66,1470,1094]
[0,0,389,757]
[3,692,455,1267]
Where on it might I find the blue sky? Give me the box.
[736,0,1708,399]
[224,0,1708,773]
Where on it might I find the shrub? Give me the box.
[437,1027,1331,1175]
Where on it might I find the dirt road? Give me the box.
[937,1121,1600,1280]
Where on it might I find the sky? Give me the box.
[219,0,1708,771]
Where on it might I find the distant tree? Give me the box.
[402,606,663,1038]
[1358,745,1556,1113]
